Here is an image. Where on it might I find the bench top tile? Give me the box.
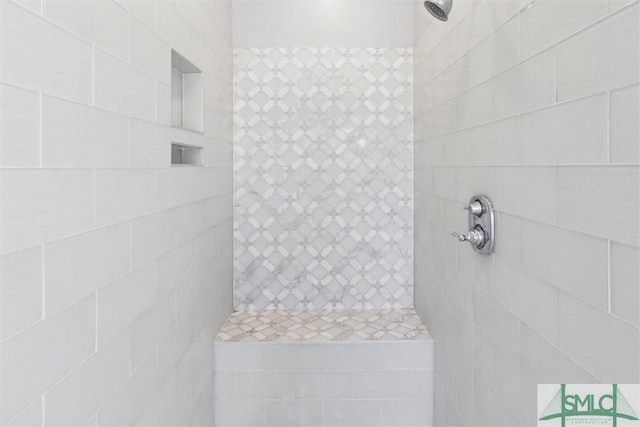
[215,309,431,342]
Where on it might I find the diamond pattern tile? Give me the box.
[234,48,414,310]
[215,309,430,342]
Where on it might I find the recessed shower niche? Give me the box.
[171,142,204,166]
[171,50,204,133]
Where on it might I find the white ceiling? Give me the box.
[232,0,417,47]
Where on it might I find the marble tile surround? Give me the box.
[233,47,414,310]
[215,309,429,342]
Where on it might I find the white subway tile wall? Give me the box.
[0,1,233,426]
[233,47,414,310]
[0,84,40,167]
[2,3,94,104]
[214,340,434,427]
[414,1,640,425]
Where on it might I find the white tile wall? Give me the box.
[41,96,129,168]
[95,169,158,226]
[610,84,640,164]
[95,357,157,426]
[44,222,131,316]
[10,0,41,14]
[521,220,609,310]
[556,2,639,101]
[116,0,156,30]
[130,119,171,168]
[131,291,177,370]
[558,166,640,245]
[43,0,130,61]
[519,94,608,165]
[2,2,93,104]
[610,242,640,327]
[96,263,157,347]
[130,18,171,83]
[558,292,639,382]
[471,117,519,166]
[0,84,40,167]
[0,1,232,426]
[214,340,434,427]
[492,50,555,119]
[455,81,493,129]
[519,0,608,59]
[493,258,559,344]
[43,333,131,426]
[1,247,42,340]
[414,1,640,425]
[131,203,205,268]
[94,49,156,122]
[520,325,596,384]
[494,167,556,224]
[1,169,95,255]
[471,18,519,85]
[382,399,434,427]
[2,296,96,425]
[295,372,352,399]
[4,399,42,427]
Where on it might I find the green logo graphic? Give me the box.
[539,384,639,427]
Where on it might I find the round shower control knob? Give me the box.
[463,200,484,216]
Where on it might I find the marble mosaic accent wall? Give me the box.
[233,47,414,310]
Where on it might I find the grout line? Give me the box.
[127,117,132,168]
[553,46,558,104]
[607,240,612,314]
[91,46,96,107]
[93,168,97,228]
[554,165,559,226]
[127,13,132,65]
[95,292,99,352]
[418,89,623,141]
[41,244,45,320]
[556,287,560,346]
[606,90,611,164]
[3,395,44,427]
[38,92,43,167]
[154,79,159,125]
[129,220,133,273]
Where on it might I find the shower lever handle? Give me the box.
[451,227,486,248]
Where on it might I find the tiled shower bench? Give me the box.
[213,309,434,427]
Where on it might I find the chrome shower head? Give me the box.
[424,0,452,21]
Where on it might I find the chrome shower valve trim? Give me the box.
[452,195,495,255]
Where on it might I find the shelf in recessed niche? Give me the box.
[171,50,203,133]
[171,143,203,166]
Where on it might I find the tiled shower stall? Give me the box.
[0,0,639,427]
